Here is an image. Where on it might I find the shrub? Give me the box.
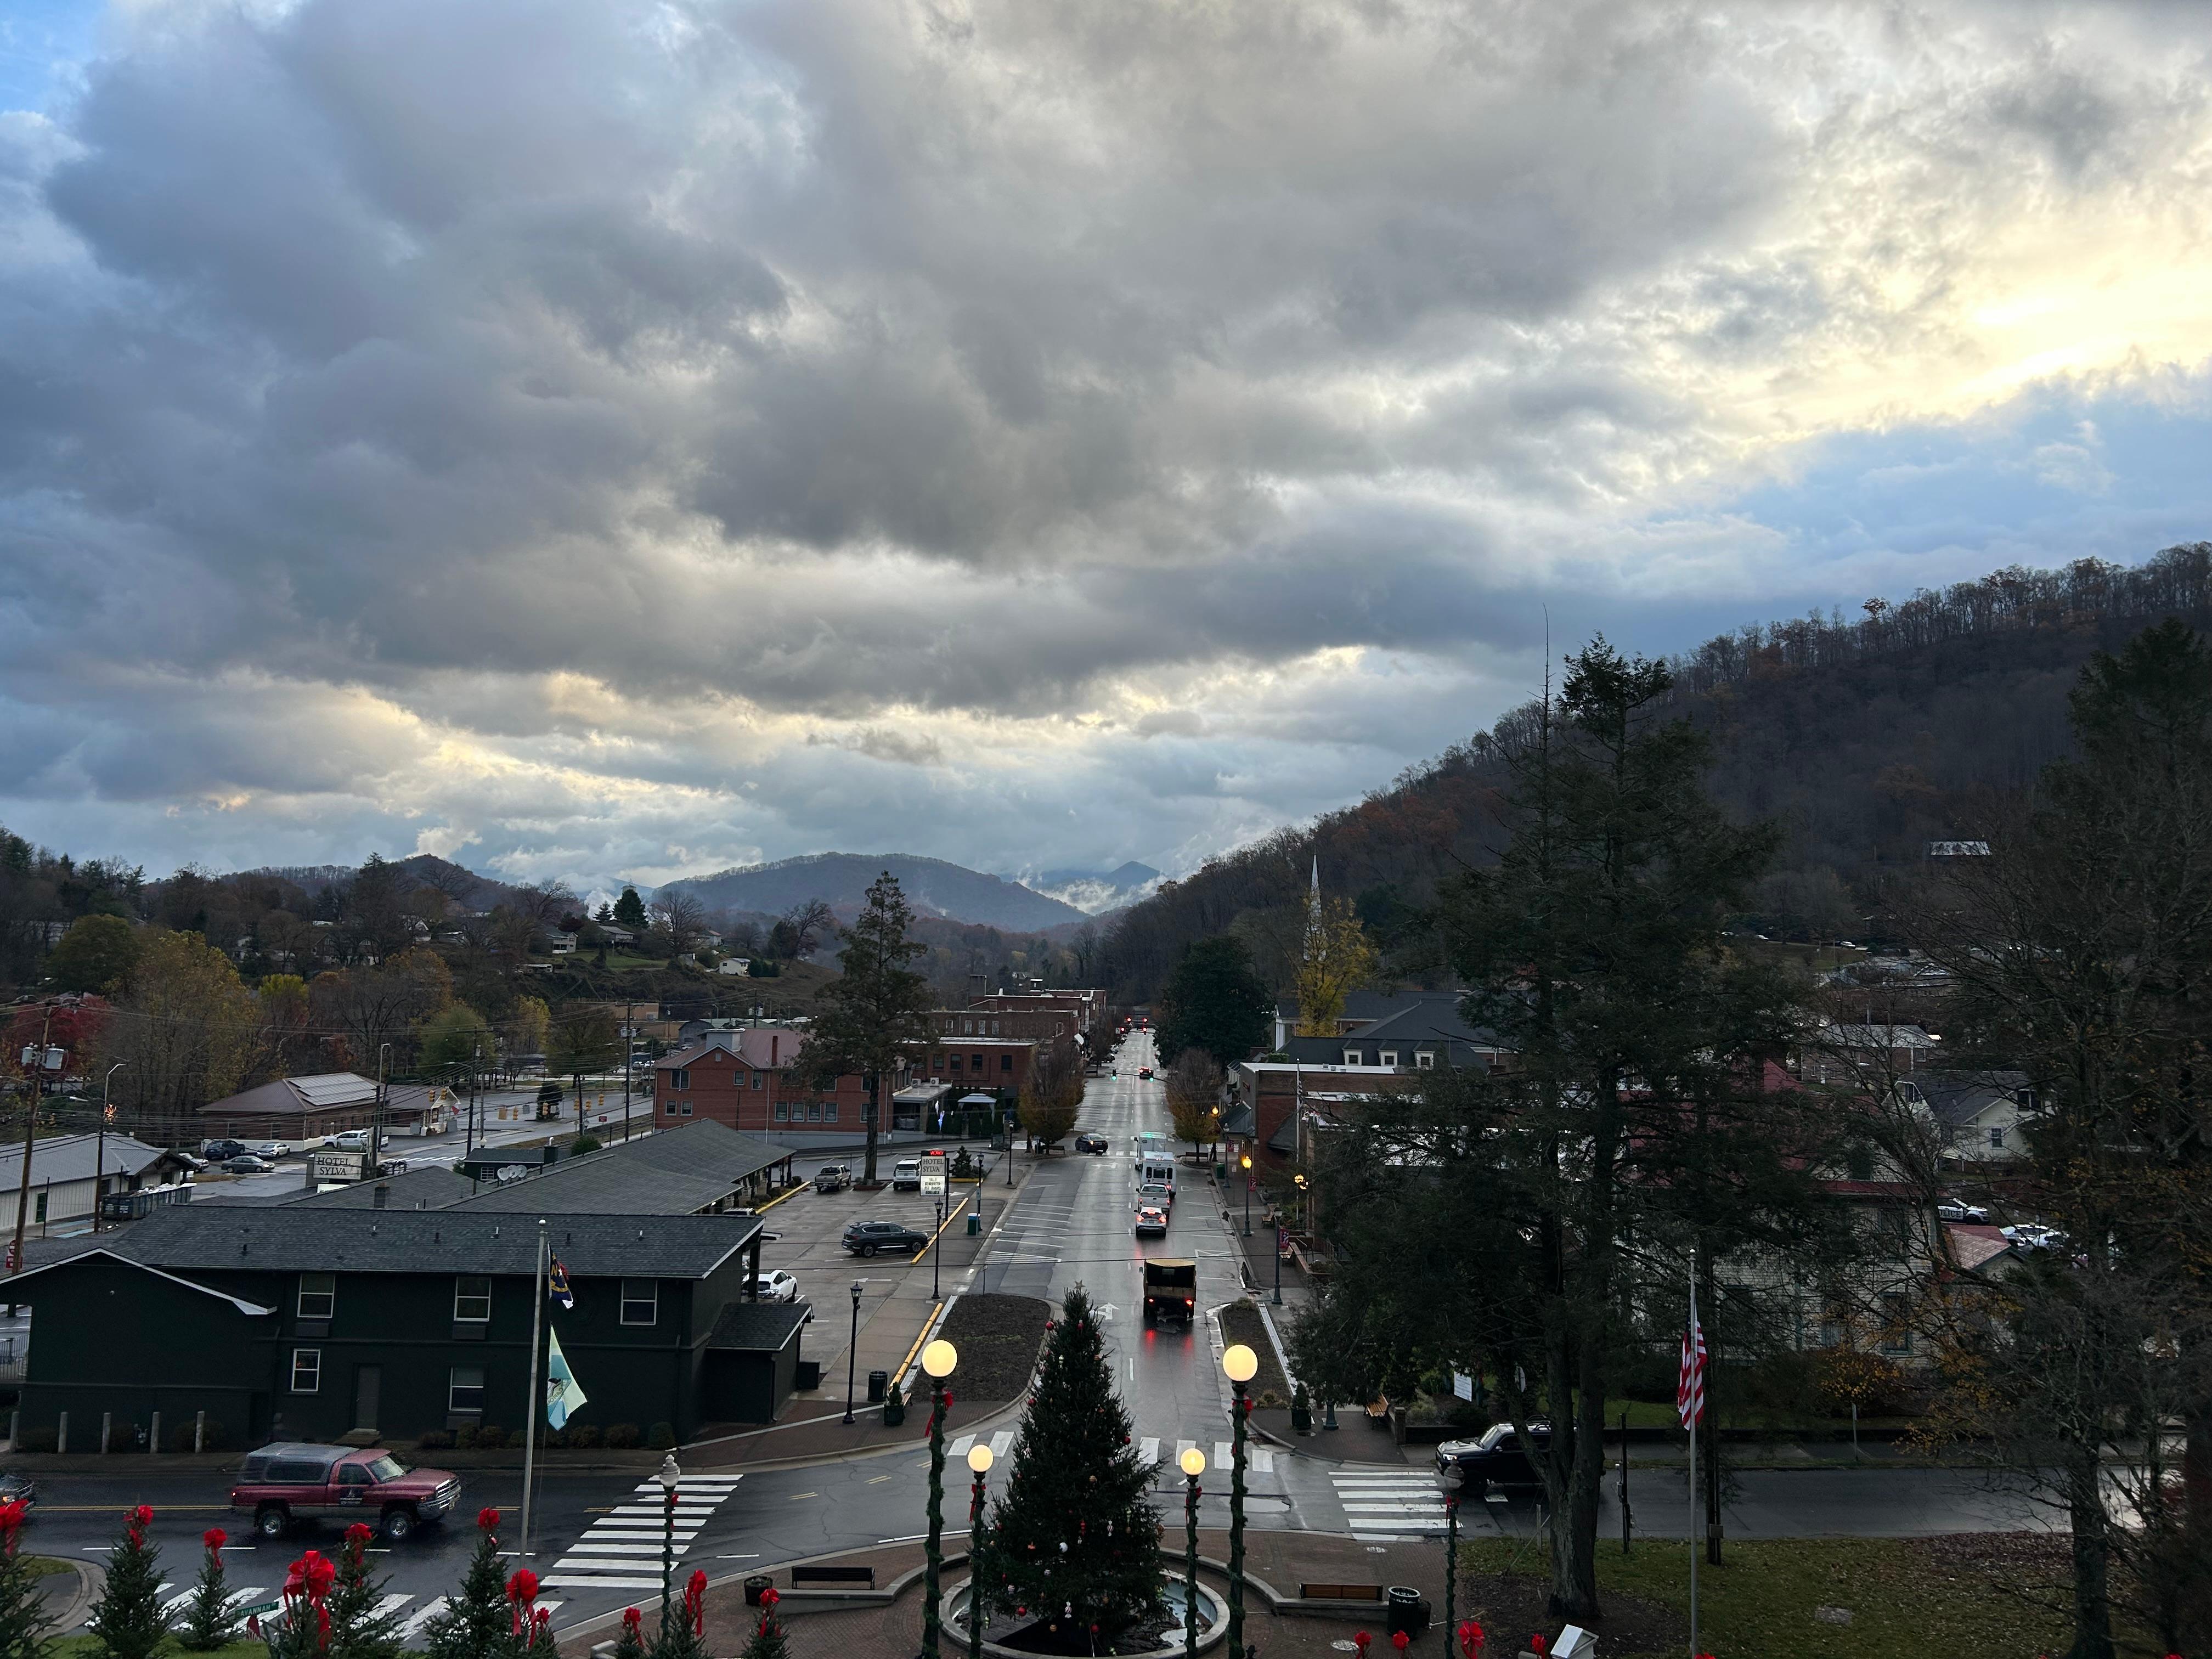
[16,1428,55,1454]
[571,1135,602,1156]
[168,1417,225,1453]
[647,1422,677,1450]
[415,1430,455,1451]
[473,1425,507,1450]
[568,1424,603,1449]
[454,1425,478,1450]
[605,1423,642,1449]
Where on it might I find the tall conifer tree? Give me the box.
[86,1505,166,1659]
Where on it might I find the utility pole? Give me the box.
[10,1002,55,1276]
[92,1062,126,1235]
[623,996,634,1141]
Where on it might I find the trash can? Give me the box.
[795,1359,822,1390]
[967,1212,981,1235]
[1384,1587,1428,1638]
[867,1369,889,1404]
[744,1576,774,1607]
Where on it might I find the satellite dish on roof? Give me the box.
[495,1164,529,1183]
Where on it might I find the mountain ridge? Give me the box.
[662,851,1090,931]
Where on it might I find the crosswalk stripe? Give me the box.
[538,1576,661,1590]
[1139,1438,1159,1464]
[223,1588,268,1612]
[1214,1441,1231,1470]
[552,1557,664,1573]
[397,1596,448,1641]
[564,1542,670,1555]
[369,1594,413,1621]
[989,1430,1014,1457]
[950,1435,977,1459]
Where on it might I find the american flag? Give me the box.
[1677,1300,1706,1429]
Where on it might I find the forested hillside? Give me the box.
[1101,543,2212,1002]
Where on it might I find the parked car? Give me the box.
[1074,1135,1109,1154]
[251,1142,289,1161]
[1936,1199,1989,1223]
[1435,1423,1562,1492]
[750,1270,800,1303]
[324,1130,371,1150]
[200,1139,247,1162]
[0,1472,36,1517]
[171,1153,208,1173]
[842,1220,929,1257]
[1134,1204,1169,1239]
[891,1159,923,1192]
[1133,1183,1175,1212]
[814,1165,853,1193]
[230,1444,460,1542]
[221,1155,274,1175]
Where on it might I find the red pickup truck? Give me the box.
[230,1443,461,1542]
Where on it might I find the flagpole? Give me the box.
[1687,1251,1699,1659]
[522,1218,548,1560]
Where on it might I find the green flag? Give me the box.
[545,1328,588,1429]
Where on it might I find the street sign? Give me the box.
[309,1150,366,1184]
[919,1152,947,1195]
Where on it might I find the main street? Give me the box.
[13,1032,2062,1637]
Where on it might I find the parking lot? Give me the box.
[752,1154,1018,1413]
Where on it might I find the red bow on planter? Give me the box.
[1392,1632,1410,1651]
[478,1506,502,1532]
[202,1527,227,1555]
[344,1522,373,1549]
[1458,1620,1483,1658]
[506,1567,541,1635]
[686,1568,708,1636]
[622,1608,644,1637]
[1354,1633,1371,1657]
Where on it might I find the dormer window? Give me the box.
[1342,1049,1361,1066]
[1378,1050,1398,1068]
[1415,1051,1436,1070]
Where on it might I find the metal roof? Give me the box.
[706,1300,810,1352]
[0,1132,174,1188]
[289,1073,380,1107]
[75,1205,757,1279]
[448,1122,800,1216]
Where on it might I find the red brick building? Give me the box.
[651,1028,902,1138]
[1228,1062,1406,1172]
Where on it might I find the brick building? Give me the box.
[1228,1062,1407,1172]
[651,1028,896,1138]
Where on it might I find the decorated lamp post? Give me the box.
[1222,1342,1259,1659]
[921,1338,959,1659]
[1439,1463,1464,1652]
[844,1279,864,1425]
[1239,1154,1253,1237]
[1178,1446,1206,1659]
[654,1453,680,1637]
[966,1440,993,1659]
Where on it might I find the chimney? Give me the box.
[770,1034,780,1066]
[373,1182,388,1209]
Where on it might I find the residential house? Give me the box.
[1272,990,1500,1071]
[1895,1073,2034,1165]
[1797,1023,1942,1085]
[1228,1062,1408,1173]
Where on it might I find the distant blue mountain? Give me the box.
[664,853,1088,931]
[1024,861,1163,916]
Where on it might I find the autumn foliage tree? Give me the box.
[1292,895,1379,1036]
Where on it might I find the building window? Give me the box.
[824,1103,837,1122]
[1000,1054,1013,1073]
[291,1349,321,1393]
[775,1102,788,1121]
[1343,1050,1361,1066]
[33,1193,47,1224]
[1988,1126,2005,1149]
[671,1068,690,1091]
[972,1054,985,1072]
[753,1071,765,1088]
[1415,1051,1436,1070]
[949,1056,962,1073]
[930,1054,944,1071]
[449,1367,486,1414]
[805,1103,820,1122]
[1878,1294,1913,1354]
[454,1276,491,1323]
[297,1273,336,1321]
[621,1279,658,1325]
[680,1101,692,1116]
[1379,1050,1398,1068]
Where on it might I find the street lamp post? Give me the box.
[844,1280,864,1425]
[1439,1463,1464,1652]
[1239,1154,1252,1237]
[92,1062,125,1235]
[1178,1446,1206,1659]
[933,1195,944,1299]
[654,1452,681,1641]
[966,1440,993,1659]
[921,1339,960,1659]
[1222,1344,1259,1659]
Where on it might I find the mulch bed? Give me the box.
[940,1293,1051,1403]
[1217,1301,1292,1406]
[1457,1571,1684,1658]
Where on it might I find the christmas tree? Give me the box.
[84,1505,166,1659]
[419,1508,515,1659]
[985,1283,1161,1640]
[0,1498,55,1659]
[650,1569,709,1659]
[507,1568,557,1654]
[178,1528,242,1651]
[611,1607,649,1659]
[738,1587,789,1659]
[327,1524,406,1659]
[257,1550,337,1659]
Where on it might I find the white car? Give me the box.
[325,1130,371,1150]
[251,1142,289,1161]
[1936,1199,1989,1223]
[750,1271,800,1304]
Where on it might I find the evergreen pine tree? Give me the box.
[610,1607,649,1659]
[738,1587,789,1659]
[986,1284,1161,1639]
[420,1508,515,1659]
[85,1505,167,1659]
[0,1498,56,1659]
[326,1525,405,1659]
[178,1528,242,1652]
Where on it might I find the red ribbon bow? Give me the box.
[623,1608,644,1634]
[203,1527,227,1554]
[478,1506,502,1532]
[1392,1633,1410,1652]
[344,1522,373,1548]
[686,1568,708,1636]
[1458,1620,1484,1657]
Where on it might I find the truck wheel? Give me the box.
[861,1244,876,1257]
[255,1504,290,1540]
[380,1505,417,1543]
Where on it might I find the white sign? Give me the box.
[1452,1371,1475,1402]
[919,1152,948,1196]
[309,1150,366,1184]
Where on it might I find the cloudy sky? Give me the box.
[3,0,2209,896]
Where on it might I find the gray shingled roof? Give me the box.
[88,1205,757,1279]
[449,1122,799,1216]
[707,1300,810,1352]
[267,1165,477,1210]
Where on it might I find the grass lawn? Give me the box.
[1456,1533,2070,1659]
[52,1642,263,1658]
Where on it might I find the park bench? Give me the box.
[791,1565,876,1588]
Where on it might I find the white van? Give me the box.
[1136,1156,1177,1193]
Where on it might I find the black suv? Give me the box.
[200,1139,247,1163]
[1435,1423,1565,1492]
[842,1220,929,1257]
[1074,1134,1109,1154]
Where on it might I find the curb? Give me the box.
[47,1557,100,1633]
